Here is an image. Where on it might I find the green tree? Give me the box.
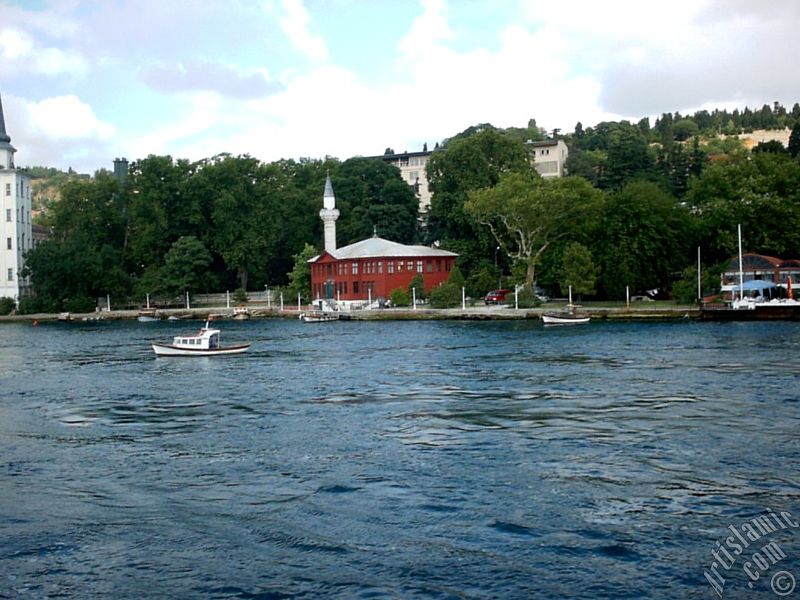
[787,121,800,158]
[671,263,721,304]
[287,243,318,303]
[190,154,280,291]
[465,170,604,291]
[686,152,800,263]
[673,119,700,142]
[602,122,655,189]
[126,155,194,274]
[158,236,213,297]
[425,126,531,277]
[560,242,597,298]
[596,181,692,298]
[428,264,466,308]
[333,157,419,245]
[408,273,426,300]
[24,172,131,308]
[565,148,607,187]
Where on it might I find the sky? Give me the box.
[1,0,799,174]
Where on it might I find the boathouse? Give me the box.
[308,175,457,302]
[720,253,800,297]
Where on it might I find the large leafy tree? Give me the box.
[332,157,419,245]
[559,242,598,298]
[788,121,800,158]
[260,159,322,288]
[126,155,194,273]
[192,154,279,291]
[23,172,130,309]
[595,180,693,298]
[426,126,531,276]
[465,170,604,290]
[687,152,800,263]
[601,122,655,190]
[157,235,213,297]
[286,242,318,303]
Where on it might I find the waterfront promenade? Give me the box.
[0,301,699,323]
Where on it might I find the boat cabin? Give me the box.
[173,323,220,350]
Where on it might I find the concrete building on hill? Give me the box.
[373,139,569,218]
[529,139,569,178]
[374,149,434,215]
[0,92,33,302]
[308,174,457,303]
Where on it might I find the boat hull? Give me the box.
[300,312,339,323]
[152,343,251,356]
[700,304,800,321]
[541,314,590,325]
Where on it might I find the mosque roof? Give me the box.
[311,236,457,262]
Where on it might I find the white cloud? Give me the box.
[126,93,226,160]
[4,94,115,170]
[5,0,799,173]
[279,0,328,62]
[0,26,87,77]
[25,95,115,140]
[397,0,453,61]
[0,29,34,59]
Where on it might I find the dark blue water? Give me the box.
[1,318,799,598]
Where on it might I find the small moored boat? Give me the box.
[137,309,160,322]
[541,308,590,325]
[299,311,339,323]
[233,306,250,320]
[152,320,251,356]
[541,286,590,325]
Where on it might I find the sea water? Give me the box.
[1,318,798,598]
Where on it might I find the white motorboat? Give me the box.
[299,311,339,323]
[152,320,251,356]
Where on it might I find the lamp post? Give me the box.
[495,246,501,288]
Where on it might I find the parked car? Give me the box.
[484,289,512,305]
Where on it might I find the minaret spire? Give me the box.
[320,173,339,252]
[0,92,10,143]
[0,92,17,168]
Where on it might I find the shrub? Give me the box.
[18,295,58,315]
[390,287,410,307]
[64,295,96,313]
[0,296,15,315]
[233,288,249,303]
[429,282,461,308]
[514,287,542,309]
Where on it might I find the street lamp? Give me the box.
[494,246,501,288]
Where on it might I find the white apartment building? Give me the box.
[529,139,569,178]
[0,93,33,302]
[375,139,569,218]
[375,149,433,215]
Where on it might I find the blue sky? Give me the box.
[1,0,799,173]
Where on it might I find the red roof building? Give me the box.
[308,175,457,302]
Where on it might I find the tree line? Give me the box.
[11,103,800,314]
[427,114,800,303]
[19,154,419,313]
